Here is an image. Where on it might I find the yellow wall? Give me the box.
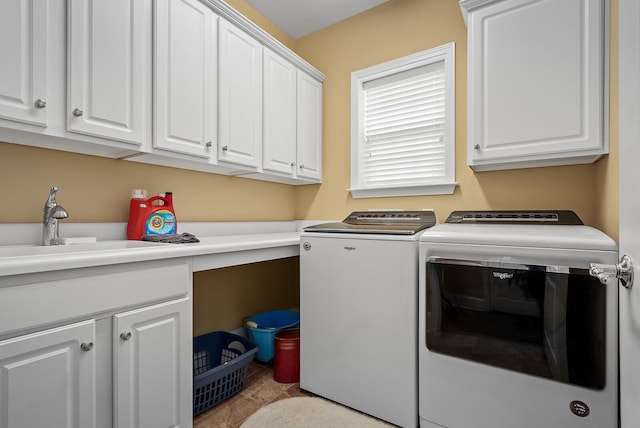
[293,0,619,241]
[0,142,296,222]
[193,257,299,336]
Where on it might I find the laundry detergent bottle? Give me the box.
[127,189,177,240]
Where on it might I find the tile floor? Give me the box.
[193,361,314,428]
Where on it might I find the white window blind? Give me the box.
[362,62,446,187]
[350,43,456,198]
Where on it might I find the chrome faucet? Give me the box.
[43,186,69,246]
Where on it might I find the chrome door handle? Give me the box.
[72,108,83,117]
[34,99,47,108]
[120,331,132,341]
[590,255,634,288]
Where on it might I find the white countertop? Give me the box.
[0,220,342,277]
[0,231,301,277]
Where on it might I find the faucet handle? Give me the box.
[49,186,59,199]
[45,186,59,208]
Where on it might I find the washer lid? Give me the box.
[303,210,437,235]
[445,210,583,225]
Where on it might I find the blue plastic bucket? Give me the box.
[246,310,300,362]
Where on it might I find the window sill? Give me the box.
[348,182,458,199]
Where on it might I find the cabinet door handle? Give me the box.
[473,144,480,150]
[299,164,305,170]
[290,162,296,167]
[221,145,228,152]
[120,331,132,341]
[72,108,84,117]
[205,141,213,148]
[34,99,47,109]
[80,341,94,352]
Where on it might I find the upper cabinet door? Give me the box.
[263,48,297,175]
[297,71,323,181]
[218,18,263,168]
[463,0,607,171]
[154,0,217,159]
[0,0,48,127]
[67,0,151,147]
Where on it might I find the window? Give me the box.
[349,43,456,198]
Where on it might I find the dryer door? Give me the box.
[426,258,606,389]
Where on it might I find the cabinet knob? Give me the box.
[72,108,84,117]
[221,145,228,152]
[290,162,296,167]
[473,144,480,150]
[120,331,132,341]
[80,341,94,352]
[299,164,305,170]
[205,141,213,148]
[34,99,47,109]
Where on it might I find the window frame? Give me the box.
[349,42,457,198]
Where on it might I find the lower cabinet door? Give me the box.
[0,320,97,428]
[113,297,191,428]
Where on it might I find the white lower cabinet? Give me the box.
[0,260,192,428]
[114,297,191,428]
[0,320,97,428]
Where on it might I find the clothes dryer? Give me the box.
[418,211,618,428]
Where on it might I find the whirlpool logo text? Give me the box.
[493,271,514,280]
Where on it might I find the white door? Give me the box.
[154,0,217,159]
[218,18,263,168]
[263,47,297,175]
[0,0,48,127]
[0,320,96,428]
[113,297,191,428]
[296,71,323,181]
[68,0,151,146]
[618,1,640,426]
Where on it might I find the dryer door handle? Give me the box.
[590,255,634,288]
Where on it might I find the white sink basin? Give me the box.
[0,240,167,258]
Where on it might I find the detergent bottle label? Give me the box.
[145,210,176,235]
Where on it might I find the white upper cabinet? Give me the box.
[0,0,49,127]
[262,49,323,182]
[68,0,151,147]
[218,18,263,168]
[0,0,324,184]
[462,0,608,171]
[153,0,217,159]
[263,48,297,175]
[297,71,323,181]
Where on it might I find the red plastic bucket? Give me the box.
[273,328,300,383]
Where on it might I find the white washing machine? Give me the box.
[300,210,437,428]
[418,211,618,428]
